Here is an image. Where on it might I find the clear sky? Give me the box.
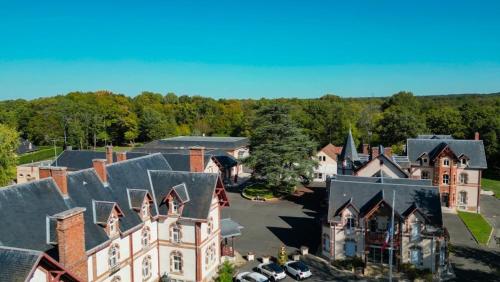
[1,0,500,100]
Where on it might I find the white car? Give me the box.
[235,271,270,282]
[257,262,287,281]
[284,261,312,280]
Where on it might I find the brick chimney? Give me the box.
[475,132,480,140]
[384,147,393,158]
[54,207,88,281]
[116,152,127,162]
[51,167,69,196]
[189,146,205,172]
[39,166,52,179]
[92,159,108,183]
[105,146,113,164]
[362,144,369,155]
[371,147,379,159]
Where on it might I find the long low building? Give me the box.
[1,152,232,282]
[322,175,449,277]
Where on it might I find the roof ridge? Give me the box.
[0,177,54,191]
[0,245,43,255]
[106,152,164,167]
[332,179,437,189]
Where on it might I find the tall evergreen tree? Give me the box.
[245,104,317,194]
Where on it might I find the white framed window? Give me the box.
[141,227,151,248]
[442,174,449,184]
[171,224,181,243]
[108,214,119,235]
[411,222,421,241]
[344,240,357,257]
[142,256,152,280]
[207,217,213,234]
[141,202,150,218]
[460,173,468,184]
[460,158,467,165]
[421,170,429,180]
[108,244,120,269]
[323,233,330,252]
[210,242,216,262]
[172,199,179,214]
[459,191,467,205]
[410,247,423,265]
[443,159,450,166]
[171,251,183,272]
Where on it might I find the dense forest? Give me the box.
[0,91,499,173]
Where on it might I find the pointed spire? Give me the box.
[339,128,360,162]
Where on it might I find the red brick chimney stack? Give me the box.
[475,132,480,140]
[116,152,127,162]
[39,166,52,179]
[362,144,369,155]
[51,167,69,196]
[92,159,108,183]
[54,207,88,281]
[105,146,113,164]
[189,146,205,172]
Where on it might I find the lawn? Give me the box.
[482,178,500,199]
[18,147,63,165]
[243,184,275,199]
[458,211,492,245]
[94,145,137,152]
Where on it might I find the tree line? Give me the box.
[0,91,499,173]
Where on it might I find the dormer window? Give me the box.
[460,158,467,166]
[443,159,450,166]
[108,214,119,235]
[172,199,180,214]
[141,201,150,219]
[422,158,428,164]
[207,217,213,234]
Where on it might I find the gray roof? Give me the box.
[406,139,487,169]
[52,150,148,170]
[417,134,454,140]
[128,189,149,209]
[148,170,218,220]
[339,129,360,162]
[0,179,71,256]
[221,218,243,238]
[335,175,433,186]
[327,177,442,226]
[93,201,116,225]
[16,138,38,155]
[0,246,42,282]
[139,136,249,150]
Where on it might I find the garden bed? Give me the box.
[242,184,275,200]
[458,211,492,245]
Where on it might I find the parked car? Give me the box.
[257,262,286,281]
[235,271,270,282]
[284,261,312,280]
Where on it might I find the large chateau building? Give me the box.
[1,148,231,282]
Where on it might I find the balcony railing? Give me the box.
[366,231,400,246]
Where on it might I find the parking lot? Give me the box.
[222,183,358,281]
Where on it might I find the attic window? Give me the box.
[422,158,427,163]
[141,201,150,219]
[108,214,119,235]
[172,199,180,214]
[461,158,467,165]
[443,159,450,166]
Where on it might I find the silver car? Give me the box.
[284,261,312,280]
[257,262,287,281]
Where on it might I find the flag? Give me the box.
[381,224,392,251]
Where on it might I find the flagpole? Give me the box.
[389,190,396,282]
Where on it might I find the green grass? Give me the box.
[458,211,492,245]
[94,146,136,152]
[482,178,500,199]
[243,184,275,199]
[18,147,63,165]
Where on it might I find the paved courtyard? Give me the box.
[222,184,356,281]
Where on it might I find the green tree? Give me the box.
[0,124,19,186]
[426,107,465,138]
[215,261,235,282]
[245,104,317,194]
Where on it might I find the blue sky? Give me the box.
[1,1,499,99]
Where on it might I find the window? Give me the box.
[238,151,245,158]
[141,202,150,218]
[421,171,429,180]
[459,191,467,205]
[171,251,183,273]
[369,219,377,232]
[142,256,152,280]
[460,173,468,184]
[442,174,449,185]
[172,199,179,214]
[108,214,119,235]
[210,242,216,262]
[443,159,450,166]
[422,157,428,165]
[461,158,467,165]
[141,227,151,248]
[171,223,181,243]
[207,217,213,234]
[323,233,330,252]
[411,222,421,241]
[410,247,423,265]
[345,215,356,235]
[344,240,357,257]
[108,244,120,269]
[317,173,323,179]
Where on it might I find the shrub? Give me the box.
[215,261,235,282]
[332,257,365,270]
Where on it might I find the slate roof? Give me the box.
[327,177,442,226]
[334,175,433,186]
[0,246,42,282]
[406,139,487,169]
[417,134,454,140]
[16,138,38,155]
[52,150,148,170]
[339,129,360,162]
[0,179,71,256]
[128,189,149,209]
[148,170,218,220]
[139,136,249,150]
[221,218,243,239]
[93,201,117,225]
